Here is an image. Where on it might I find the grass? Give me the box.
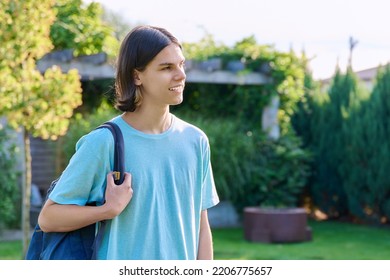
[0,240,22,260]
[213,219,390,260]
[1,220,390,260]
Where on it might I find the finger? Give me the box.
[106,172,114,184]
[123,172,132,184]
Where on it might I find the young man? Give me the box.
[38,25,220,260]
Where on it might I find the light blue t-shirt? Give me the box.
[49,114,219,260]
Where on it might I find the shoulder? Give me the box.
[173,115,208,140]
[75,123,116,151]
[172,115,211,153]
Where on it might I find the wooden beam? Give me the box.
[37,50,272,85]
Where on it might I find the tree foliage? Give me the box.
[0,0,82,256]
[182,35,305,134]
[50,0,119,57]
[341,65,390,223]
[0,124,20,230]
[301,69,353,218]
[293,60,390,225]
[0,0,83,139]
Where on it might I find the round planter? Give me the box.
[243,207,312,243]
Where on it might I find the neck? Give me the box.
[123,106,172,134]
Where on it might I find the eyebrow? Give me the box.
[158,59,185,67]
[159,62,174,67]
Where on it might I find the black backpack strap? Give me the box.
[92,121,125,259]
[96,121,125,185]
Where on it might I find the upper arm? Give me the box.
[199,210,210,231]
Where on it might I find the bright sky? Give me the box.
[87,0,390,80]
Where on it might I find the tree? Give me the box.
[310,67,368,218]
[290,56,324,210]
[0,0,82,257]
[291,52,322,147]
[50,0,119,57]
[341,64,390,222]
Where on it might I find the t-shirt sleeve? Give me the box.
[48,129,114,206]
[201,138,220,210]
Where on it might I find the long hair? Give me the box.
[114,25,181,112]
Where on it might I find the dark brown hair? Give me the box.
[114,25,181,112]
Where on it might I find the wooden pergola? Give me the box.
[37,49,272,85]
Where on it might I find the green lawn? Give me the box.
[0,239,23,260]
[213,219,390,260]
[1,220,390,260]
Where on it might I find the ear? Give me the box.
[133,70,142,86]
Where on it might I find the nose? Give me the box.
[175,67,186,81]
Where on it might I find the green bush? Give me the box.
[178,114,257,201]
[178,113,312,213]
[233,132,312,210]
[0,124,20,230]
[178,83,270,131]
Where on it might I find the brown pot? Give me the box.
[243,207,312,243]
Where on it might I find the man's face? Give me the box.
[135,44,186,109]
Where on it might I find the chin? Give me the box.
[172,99,183,106]
[170,98,183,106]
[170,94,183,105]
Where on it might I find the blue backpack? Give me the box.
[25,121,125,260]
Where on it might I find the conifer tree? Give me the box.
[291,63,321,148]
[311,67,367,218]
[291,65,326,211]
[342,65,390,222]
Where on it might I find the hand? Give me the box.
[103,172,133,219]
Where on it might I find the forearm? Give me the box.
[197,210,214,260]
[38,199,113,232]
[39,172,133,233]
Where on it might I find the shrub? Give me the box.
[0,124,20,230]
[233,132,312,211]
[178,113,312,213]
[179,115,257,201]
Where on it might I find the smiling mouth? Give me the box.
[169,85,184,92]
